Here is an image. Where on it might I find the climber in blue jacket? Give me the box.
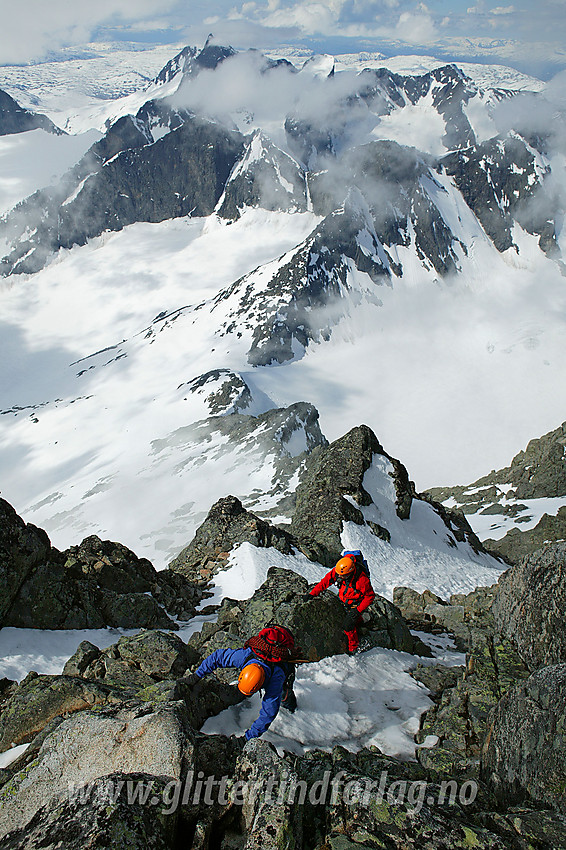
[194,625,298,740]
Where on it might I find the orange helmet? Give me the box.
[237,663,266,696]
[335,555,356,577]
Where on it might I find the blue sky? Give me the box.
[2,0,565,78]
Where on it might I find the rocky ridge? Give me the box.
[428,420,566,563]
[0,45,560,311]
[1,423,565,846]
[1,540,565,847]
[0,506,202,630]
[0,89,62,137]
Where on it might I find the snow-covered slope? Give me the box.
[0,41,564,579]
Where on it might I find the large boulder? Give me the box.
[169,496,296,582]
[0,672,126,753]
[0,700,195,840]
[492,542,566,670]
[63,630,199,689]
[0,498,51,626]
[481,664,566,813]
[0,772,179,850]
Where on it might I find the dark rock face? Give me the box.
[481,664,566,813]
[1,500,201,629]
[0,89,61,137]
[217,131,307,220]
[290,424,414,566]
[404,583,532,779]
[442,135,549,253]
[169,496,296,583]
[212,190,392,368]
[309,141,463,277]
[154,44,197,84]
[1,113,244,276]
[492,543,566,670]
[4,533,201,630]
[182,369,254,415]
[0,497,51,625]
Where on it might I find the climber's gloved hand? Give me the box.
[302,592,315,603]
[182,672,201,688]
[343,609,359,631]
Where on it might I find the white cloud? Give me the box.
[394,10,437,43]
[0,0,179,63]
[490,5,516,13]
[262,0,349,34]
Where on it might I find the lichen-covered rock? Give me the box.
[169,496,296,582]
[492,542,566,670]
[416,635,530,778]
[411,663,465,700]
[236,738,304,849]
[481,664,566,813]
[67,630,200,690]
[394,584,498,652]
[0,700,195,840]
[61,641,101,677]
[321,745,508,849]
[0,672,126,754]
[0,498,51,626]
[0,772,179,850]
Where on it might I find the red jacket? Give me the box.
[310,566,375,613]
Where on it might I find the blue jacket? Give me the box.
[195,647,287,740]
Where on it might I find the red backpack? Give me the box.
[244,625,296,662]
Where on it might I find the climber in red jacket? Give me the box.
[306,551,375,654]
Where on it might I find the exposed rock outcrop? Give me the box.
[492,542,566,670]
[1,505,202,629]
[0,89,62,137]
[428,420,566,563]
[290,425,412,566]
[187,567,431,666]
[0,498,51,625]
[394,585,498,652]
[481,664,566,814]
[169,496,296,583]
[63,630,199,689]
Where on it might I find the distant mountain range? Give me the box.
[0,41,564,568]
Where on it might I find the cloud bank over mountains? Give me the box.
[2,0,565,79]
